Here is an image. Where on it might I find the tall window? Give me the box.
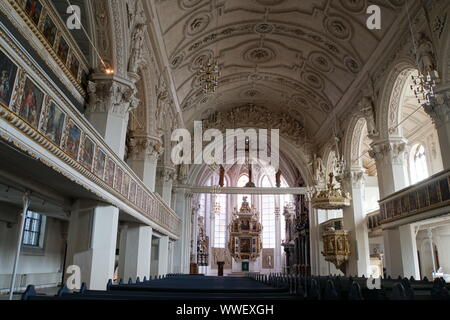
[213,194,227,248]
[22,211,44,247]
[261,176,275,248]
[411,144,429,184]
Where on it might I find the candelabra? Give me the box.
[410,70,438,106]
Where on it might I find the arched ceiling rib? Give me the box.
[152,0,406,137]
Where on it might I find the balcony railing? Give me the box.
[379,169,450,224]
[366,210,382,231]
[0,21,181,237]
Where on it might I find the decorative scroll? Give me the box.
[0,41,181,237]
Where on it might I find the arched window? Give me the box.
[410,144,429,184]
[261,176,275,248]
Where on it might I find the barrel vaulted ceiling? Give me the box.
[151,0,407,137]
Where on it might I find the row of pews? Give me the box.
[248,273,450,300]
[21,274,294,301]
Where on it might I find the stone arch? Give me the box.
[377,59,417,139]
[343,116,367,169]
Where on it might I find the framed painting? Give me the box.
[17,76,44,128]
[105,157,115,186]
[43,101,65,146]
[0,51,18,107]
[114,167,123,192]
[80,136,95,171]
[63,119,81,160]
[129,181,136,203]
[440,178,450,201]
[409,192,417,212]
[94,147,106,179]
[122,174,130,198]
[69,54,79,79]
[57,36,69,65]
[428,182,440,205]
[24,0,43,25]
[240,238,251,254]
[42,15,57,47]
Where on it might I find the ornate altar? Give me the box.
[227,197,262,261]
[321,219,351,273]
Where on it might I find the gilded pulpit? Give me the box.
[227,197,262,262]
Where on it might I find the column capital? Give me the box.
[86,75,139,118]
[157,166,177,183]
[128,135,164,160]
[341,168,366,189]
[424,90,450,127]
[368,138,407,165]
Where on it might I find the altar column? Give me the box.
[274,202,282,272]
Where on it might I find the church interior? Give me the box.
[1,0,450,304]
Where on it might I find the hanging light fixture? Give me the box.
[311,173,351,210]
[198,58,220,94]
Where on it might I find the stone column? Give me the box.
[65,200,119,290]
[369,137,409,198]
[127,136,163,192]
[190,201,200,268]
[172,188,193,274]
[308,205,321,276]
[399,224,421,280]
[158,236,169,276]
[342,168,370,277]
[86,74,138,160]
[424,91,450,170]
[118,223,152,282]
[156,166,176,205]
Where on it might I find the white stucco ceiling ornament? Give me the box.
[339,0,367,13]
[254,0,285,6]
[309,51,334,73]
[243,46,276,64]
[179,0,203,10]
[302,71,325,90]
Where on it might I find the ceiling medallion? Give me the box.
[310,52,333,73]
[197,58,220,94]
[244,46,275,64]
[344,56,360,73]
[254,23,274,34]
[324,16,352,40]
[320,102,332,113]
[302,71,324,90]
[311,173,352,210]
[242,89,262,98]
[339,0,366,13]
[186,13,210,36]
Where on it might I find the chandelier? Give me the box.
[410,70,437,106]
[311,173,351,210]
[198,58,219,94]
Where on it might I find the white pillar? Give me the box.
[66,200,119,290]
[369,138,409,198]
[274,206,282,272]
[342,169,370,277]
[158,236,169,275]
[127,136,162,192]
[156,167,176,205]
[382,228,403,278]
[86,75,138,160]
[308,205,321,276]
[172,188,192,274]
[399,224,421,280]
[118,223,152,281]
[424,92,450,169]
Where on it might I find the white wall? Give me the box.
[0,212,65,292]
